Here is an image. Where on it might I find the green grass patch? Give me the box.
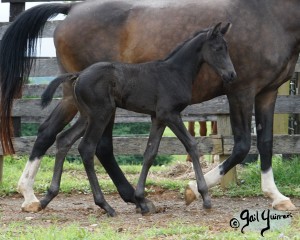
[0,222,128,240]
[220,156,300,198]
[1,155,300,198]
[1,219,299,240]
[1,155,300,239]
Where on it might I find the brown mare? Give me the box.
[0,0,299,212]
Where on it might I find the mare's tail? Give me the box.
[0,3,74,154]
[41,73,78,109]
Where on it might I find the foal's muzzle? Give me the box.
[222,71,237,84]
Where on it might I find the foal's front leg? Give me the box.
[78,114,116,217]
[78,103,116,216]
[135,117,166,215]
[165,113,211,209]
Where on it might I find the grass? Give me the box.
[1,155,300,239]
[1,217,300,240]
[1,155,300,198]
[214,156,300,198]
[0,156,175,196]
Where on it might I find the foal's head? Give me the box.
[201,22,236,83]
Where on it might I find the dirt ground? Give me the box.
[1,190,300,233]
[1,162,300,235]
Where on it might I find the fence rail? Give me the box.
[3,86,300,156]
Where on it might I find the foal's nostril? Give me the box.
[230,71,237,81]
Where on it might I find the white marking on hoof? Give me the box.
[261,168,296,210]
[185,164,222,205]
[21,201,42,213]
[17,158,42,211]
[273,199,297,211]
[204,164,222,188]
[185,183,198,205]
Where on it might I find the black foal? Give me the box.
[41,23,236,216]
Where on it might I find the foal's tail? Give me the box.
[41,73,78,109]
[0,3,75,154]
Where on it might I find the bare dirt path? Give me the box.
[1,190,299,233]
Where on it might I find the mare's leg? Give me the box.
[255,90,296,210]
[211,121,217,135]
[211,121,219,162]
[188,122,196,137]
[135,117,166,214]
[186,122,196,162]
[185,93,253,205]
[199,121,207,162]
[78,112,116,216]
[39,116,86,209]
[164,113,211,209]
[199,121,207,136]
[18,99,77,212]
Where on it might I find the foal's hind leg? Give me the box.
[39,116,87,209]
[95,115,136,203]
[18,99,77,212]
[95,115,155,212]
[135,117,165,215]
[78,112,116,216]
[163,113,211,209]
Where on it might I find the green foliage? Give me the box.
[21,123,39,136]
[1,156,300,239]
[1,155,300,198]
[20,122,173,165]
[0,222,128,240]
[113,122,173,165]
[215,156,300,197]
[116,154,173,166]
[1,218,299,240]
[113,122,151,135]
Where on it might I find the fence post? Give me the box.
[9,2,25,22]
[217,115,237,188]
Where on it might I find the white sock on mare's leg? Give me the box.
[261,167,293,208]
[186,164,223,202]
[17,158,42,211]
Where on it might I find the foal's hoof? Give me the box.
[107,210,117,217]
[184,185,197,206]
[21,201,42,212]
[273,199,297,211]
[203,200,212,210]
[136,199,156,215]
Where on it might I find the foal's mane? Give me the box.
[163,28,210,61]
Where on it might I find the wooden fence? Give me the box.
[0,0,300,185]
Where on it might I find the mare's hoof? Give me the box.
[136,199,156,215]
[273,199,297,211]
[184,185,196,206]
[21,201,42,212]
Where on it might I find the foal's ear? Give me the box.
[207,22,222,40]
[220,22,232,36]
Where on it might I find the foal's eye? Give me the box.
[214,46,223,52]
